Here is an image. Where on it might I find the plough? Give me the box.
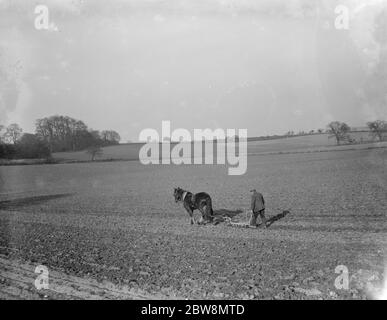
[220,209,290,229]
[221,210,257,228]
[223,216,262,229]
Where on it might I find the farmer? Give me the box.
[249,189,267,228]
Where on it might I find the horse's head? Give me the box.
[173,187,184,203]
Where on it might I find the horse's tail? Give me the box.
[206,196,214,217]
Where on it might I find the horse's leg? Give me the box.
[205,204,213,222]
[198,205,207,224]
[184,204,195,225]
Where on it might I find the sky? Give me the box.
[0,0,386,142]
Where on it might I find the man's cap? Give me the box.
[250,189,257,192]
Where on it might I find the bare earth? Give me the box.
[0,148,386,299]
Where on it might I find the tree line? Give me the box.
[327,120,387,145]
[1,117,386,160]
[284,120,387,145]
[0,115,120,160]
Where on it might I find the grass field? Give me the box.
[52,132,379,162]
[0,141,386,299]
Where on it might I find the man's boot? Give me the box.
[259,211,267,228]
[249,211,257,227]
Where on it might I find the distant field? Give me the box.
[53,132,381,162]
[53,143,144,162]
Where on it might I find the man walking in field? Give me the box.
[249,189,267,228]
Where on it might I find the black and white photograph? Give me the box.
[0,0,386,304]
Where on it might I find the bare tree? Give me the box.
[4,123,23,144]
[327,121,351,145]
[367,120,387,141]
[35,115,122,152]
[66,117,88,151]
[100,130,121,145]
[36,116,95,152]
[35,117,54,152]
[86,145,103,161]
[0,125,4,143]
[286,130,294,136]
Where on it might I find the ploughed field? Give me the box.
[0,148,386,299]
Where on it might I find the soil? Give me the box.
[0,148,386,299]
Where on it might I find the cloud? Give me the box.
[349,1,387,120]
[0,0,84,13]
[1,0,387,140]
[0,0,360,19]
[0,28,33,126]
